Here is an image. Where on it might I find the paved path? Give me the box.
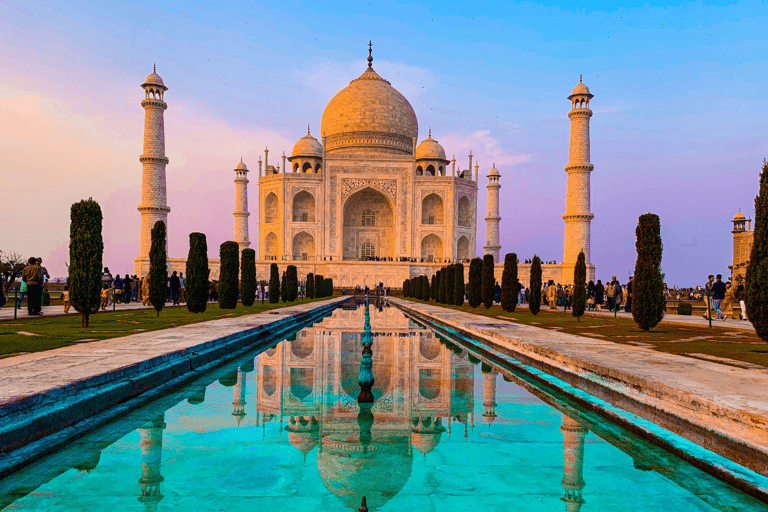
[392,298,768,481]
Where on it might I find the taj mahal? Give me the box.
[135,46,596,287]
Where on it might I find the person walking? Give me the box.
[734,283,748,321]
[169,271,181,305]
[711,274,727,320]
[123,274,132,303]
[62,285,71,313]
[624,276,634,313]
[703,275,715,320]
[595,279,605,311]
[179,272,186,303]
[21,257,43,315]
[605,280,615,312]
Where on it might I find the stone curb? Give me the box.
[0,298,346,476]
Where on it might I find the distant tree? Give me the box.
[269,263,280,303]
[435,271,442,303]
[286,265,298,302]
[402,279,409,297]
[430,274,437,301]
[482,254,495,309]
[186,233,209,313]
[315,274,324,298]
[149,220,168,317]
[468,258,483,308]
[423,274,431,302]
[219,241,239,309]
[454,263,465,306]
[572,251,587,322]
[500,253,518,313]
[0,251,26,296]
[414,275,423,300]
[747,161,768,341]
[306,272,315,299]
[280,271,288,302]
[446,265,455,306]
[325,278,334,297]
[68,199,103,327]
[632,214,665,331]
[240,249,256,307]
[529,255,542,315]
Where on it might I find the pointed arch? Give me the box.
[457,235,470,261]
[420,234,443,262]
[458,196,471,227]
[264,232,278,259]
[292,190,315,222]
[265,192,278,224]
[292,231,315,261]
[421,193,444,225]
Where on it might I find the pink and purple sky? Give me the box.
[2,0,766,286]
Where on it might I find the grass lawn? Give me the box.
[0,297,330,357]
[403,298,768,368]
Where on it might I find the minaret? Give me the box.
[233,159,250,253]
[138,415,166,512]
[137,65,170,266]
[560,414,587,512]
[562,76,594,284]
[483,164,501,261]
[232,366,247,426]
[481,369,498,425]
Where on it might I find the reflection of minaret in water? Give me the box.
[560,414,587,512]
[138,415,166,512]
[481,369,498,426]
[232,367,247,426]
[357,300,375,403]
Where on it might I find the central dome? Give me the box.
[321,67,418,155]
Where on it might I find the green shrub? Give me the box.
[632,214,665,331]
[315,274,324,298]
[240,249,256,307]
[280,271,288,302]
[482,254,495,309]
[500,253,518,313]
[446,265,455,306]
[286,265,298,302]
[529,255,542,315]
[149,221,168,317]
[306,272,315,299]
[677,302,693,315]
[68,198,103,327]
[468,258,482,308]
[218,241,239,309]
[186,233,209,313]
[414,275,423,300]
[269,263,280,303]
[430,274,437,301]
[454,264,465,306]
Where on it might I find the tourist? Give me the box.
[624,276,633,313]
[721,281,735,319]
[21,257,43,315]
[605,280,615,311]
[114,275,124,302]
[594,279,604,310]
[123,274,132,303]
[141,271,152,306]
[15,278,27,309]
[62,285,71,313]
[101,267,114,287]
[179,272,186,303]
[169,271,181,305]
[547,281,557,309]
[734,284,748,321]
[703,275,715,320]
[100,283,114,310]
[36,258,50,284]
[614,279,623,312]
[711,274,727,320]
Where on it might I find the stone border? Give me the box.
[0,298,347,477]
[390,298,768,502]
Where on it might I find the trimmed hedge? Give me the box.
[240,248,256,307]
[218,241,240,309]
[186,233,209,313]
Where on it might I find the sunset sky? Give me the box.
[2,0,766,286]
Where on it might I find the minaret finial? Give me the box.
[428,128,431,137]
[154,63,156,73]
[308,124,310,135]
[580,74,582,83]
[367,40,373,68]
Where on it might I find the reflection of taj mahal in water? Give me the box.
[135,45,596,286]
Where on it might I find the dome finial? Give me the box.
[154,63,156,73]
[307,124,310,135]
[428,128,431,138]
[580,74,583,83]
[367,40,373,68]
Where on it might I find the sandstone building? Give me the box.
[135,50,595,288]
[729,210,754,283]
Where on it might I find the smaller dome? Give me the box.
[143,65,166,88]
[415,131,447,161]
[291,129,323,158]
[733,211,746,221]
[568,76,592,99]
[488,164,500,177]
[235,159,248,171]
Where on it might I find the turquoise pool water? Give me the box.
[1,303,765,511]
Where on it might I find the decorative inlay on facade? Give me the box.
[341,178,397,202]
[326,131,414,154]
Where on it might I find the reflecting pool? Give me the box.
[1,301,766,511]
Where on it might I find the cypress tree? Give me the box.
[431,274,437,301]
[454,263,465,306]
[632,214,665,331]
[306,272,315,299]
[325,278,334,297]
[468,258,483,308]
[482,254,495,309]
[440,267,449,304]
[423,274,431,302]
[747,161,768,340]
[572,250,587,322]
[500,253,518,313]
[286,265,298,302]
[280,271,288,302]
[269,263,280,303]
[445,265,455,305]
[434,271,442,302]
[414,276,423,299]
[68,198,103,327]
[218,241,239,309]
[402,279,409,297]
[149,220,168,317]
[315,274,324,298]
[240,248,256,307]
[529,255,542,315]
[185,232,209,313]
